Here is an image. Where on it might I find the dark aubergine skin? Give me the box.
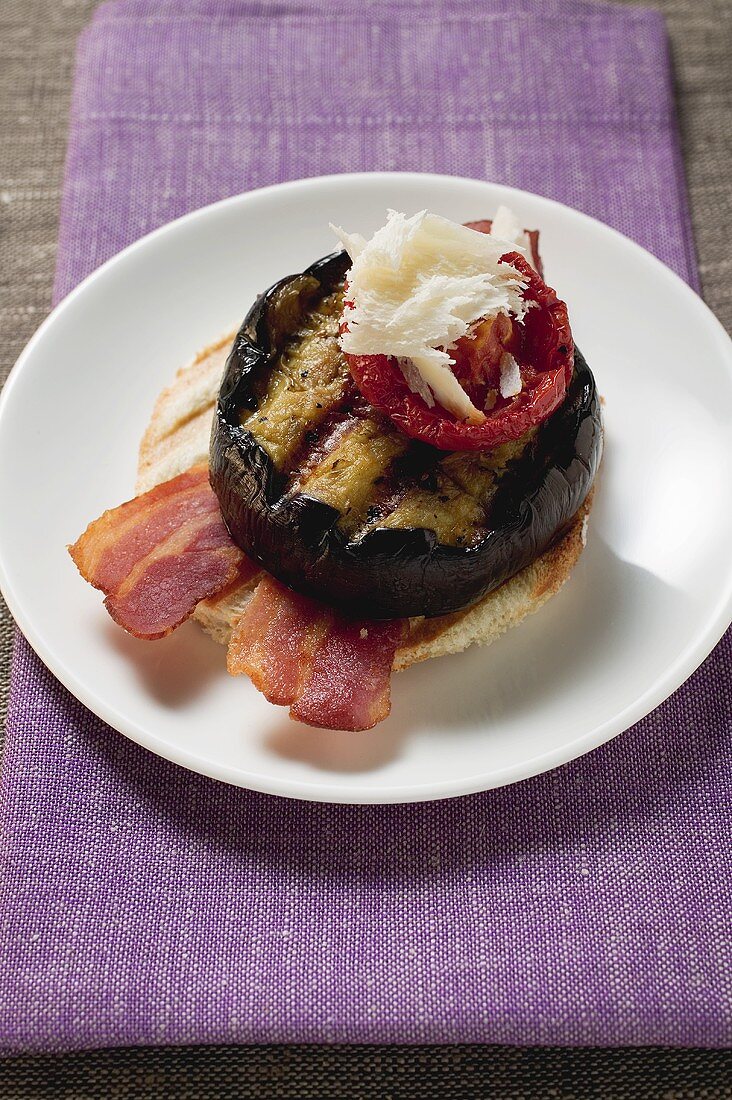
[210,251,602,620]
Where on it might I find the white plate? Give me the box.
[1,173,731,804]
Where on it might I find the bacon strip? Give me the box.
[228,575,405,731]
[69,465,257,639]
[227,575,328,704]
[290,616,404,731]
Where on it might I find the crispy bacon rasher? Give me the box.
[227,576,405,731]
[69,465,257,640]
[70,466,405,730]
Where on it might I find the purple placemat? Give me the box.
[1,0,730,1054]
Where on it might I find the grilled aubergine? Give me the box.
[209,249,602,620]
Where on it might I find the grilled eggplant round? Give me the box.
[209,251,602,619]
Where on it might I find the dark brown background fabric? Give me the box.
[0,0,730,1094]
[1,1045,732,1098]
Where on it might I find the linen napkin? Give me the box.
[1,0,730,1053]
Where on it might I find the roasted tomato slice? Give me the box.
[344,252,574,452]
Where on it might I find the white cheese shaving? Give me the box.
[330,209,530,423]
[490,204,532,260]
[499,352,522,399]
[398,357,435,406]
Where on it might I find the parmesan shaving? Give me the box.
[499,352,522,399]
[398,357,435,406]
[331,210,530,422]
[490,204,532,258]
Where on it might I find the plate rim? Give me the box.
[1,170,732,804]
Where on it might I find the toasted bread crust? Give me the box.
[137,336,595,669]
[137,331,235,494]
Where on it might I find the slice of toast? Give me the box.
[137,336,593,671]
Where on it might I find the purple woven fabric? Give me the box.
[1,0,729,1054]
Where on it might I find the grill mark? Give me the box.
[358,483,411,531]
[168,398,216,436]
[293,413,411,533]
[284,376,361,485]
[288,412,359,494]
[346,438,444,538]
[358,437,536,546]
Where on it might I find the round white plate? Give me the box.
[1,173,731,804]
